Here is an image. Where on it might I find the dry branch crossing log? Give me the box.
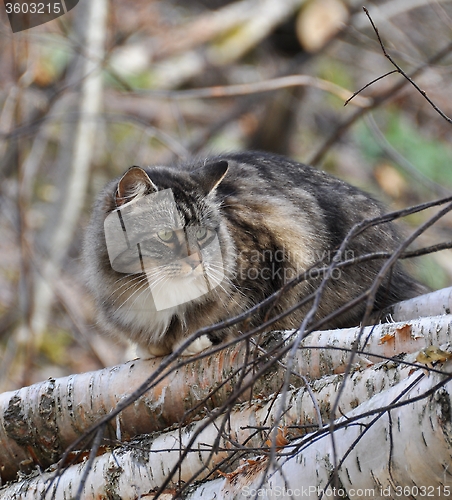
[1,355,451,499]
[188,367,452,499]
[0,311,451,484]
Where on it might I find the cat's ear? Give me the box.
[191,160,229,194]
[115,166,157,207]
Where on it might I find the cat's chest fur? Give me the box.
[83,151,423,358]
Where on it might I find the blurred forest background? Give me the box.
[0,0,452,391]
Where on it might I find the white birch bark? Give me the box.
[0,313,451,483]
[388,286,452,322]
[188,366,452,500]
[1,357,451,499]
[294,314,452,379]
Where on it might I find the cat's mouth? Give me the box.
[147,265,218,311]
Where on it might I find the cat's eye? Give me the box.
[196,228,208,240]
[157,229,174,242]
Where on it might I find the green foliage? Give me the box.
[385,112,452,186]
[39,328,73,365]
[105,70,152,90]
[354,119,382,162]
[317,59,354,108]
[414,255,450,290]
[355,110,452,188]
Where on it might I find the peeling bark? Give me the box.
[1,356,451,499]
[0,312,451,484]
[213,371,452,500]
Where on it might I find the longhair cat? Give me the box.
[83,151,423,357]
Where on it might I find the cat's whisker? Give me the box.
[110,274,132,287]
[115,273,148,289]
[145,277,168,294]
[124,284,155,314]
[114,280,152,312]
[111,284,148,311]
[143,267,169,287]
[110,275,149,308]
[109,273,142,292]
[147,266,171,279]
[206,266,234,289]
[203,270,245,311]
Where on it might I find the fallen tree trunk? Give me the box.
[1,354,451,499]
[208,366,452,500]
[387,286,452,321]
[0,310,451,483]
[188,366,452,499]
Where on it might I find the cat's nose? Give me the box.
[186,252,202,270]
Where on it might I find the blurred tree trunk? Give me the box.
[30,0,108,338]
[247,87,305,155]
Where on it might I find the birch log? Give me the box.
[205,365,452,500]
[387,286,452,322]
[0,314,451,483]
[1,355,451,499]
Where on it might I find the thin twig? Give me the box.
[363,6,452,124]
[309,38,452,165]
[136,75,371,107]
[364,113,452,198]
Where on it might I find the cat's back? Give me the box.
[186,151,372,201]
[189,151,384,234]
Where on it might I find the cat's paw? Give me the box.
[174,335,213,356]
[136,344,171,359]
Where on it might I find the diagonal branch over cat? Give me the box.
[83,151,423,357]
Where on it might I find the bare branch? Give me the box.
[0,306,451,484]
[2,356,452,499]
[136,75,372,107]
[363,6,452,124]
[308,39,452,165]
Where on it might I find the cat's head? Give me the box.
[90,160,233,314]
